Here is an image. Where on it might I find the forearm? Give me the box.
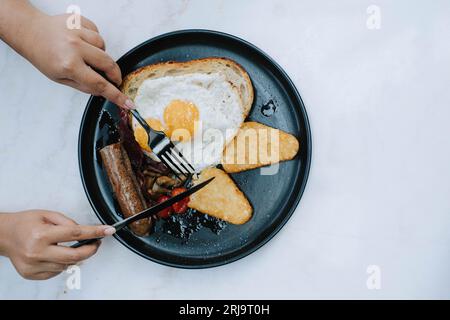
[0,0,45,57]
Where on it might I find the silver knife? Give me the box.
[71,177,214,248]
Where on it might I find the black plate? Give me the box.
[78,30,311,268]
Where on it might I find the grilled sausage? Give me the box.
[99,142,151,236]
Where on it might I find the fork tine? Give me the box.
[169,149,195,175]
[165,151,190,175]
[183,173,193,187]
[160,153,186,180]
[178,153,196,173]
[170,145,196,173]
[160,154,183,180]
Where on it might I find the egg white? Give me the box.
[133,72,244,171]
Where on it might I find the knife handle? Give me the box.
[70,238,102,248]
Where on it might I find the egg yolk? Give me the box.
[163,99,199,142]
[134,100,199,151]
[134,118,164,152]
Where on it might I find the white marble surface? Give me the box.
[1,0,450,299]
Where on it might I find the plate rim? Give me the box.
[78,29,312,268]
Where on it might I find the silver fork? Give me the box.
[130,109,196,180]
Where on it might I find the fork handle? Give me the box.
[130,109,166,149]
[130,110,150,131]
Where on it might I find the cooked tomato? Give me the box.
[156,195,173,219]
[171,187,189,214]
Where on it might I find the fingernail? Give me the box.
[103,226,116,236]
[124,99,135,109]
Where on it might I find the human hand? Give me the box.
[0,210,115,280]
[20,13,135,109]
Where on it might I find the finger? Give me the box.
[57,78,107,97]
[32,272,60,281]
[57,78,88,92]
[47,224,116,243]
[79,28,105,50]
[37,262,68,273]
[46,241,101,264]
[80,16,99,33]
[80,42,121,85]
[41,211,77,227]
[73,65,134,109]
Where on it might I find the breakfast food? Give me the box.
[121,58,253,115]
[188,168,252,224]
[99,142,151,236]
[98,57,300,238]
[221,122,300,173]
[121,58,254,171]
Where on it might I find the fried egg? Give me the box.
[132,72,244,171]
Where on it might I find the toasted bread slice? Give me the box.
[221,122,299,173]
[188,168,252,224]
[121,57,254,119]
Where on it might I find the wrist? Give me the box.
[17,11,49,61]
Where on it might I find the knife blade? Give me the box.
[71,177,213,248]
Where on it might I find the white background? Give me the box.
[1,0,449,299]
